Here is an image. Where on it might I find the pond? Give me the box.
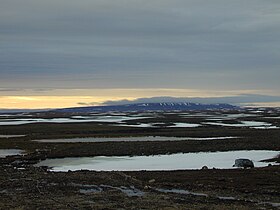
[0,116,150,125]
[0,135,26,138]
[116,122,202,128]
[204,121,279,129]
[33,136,238,143]
[0,149,24,158]
[35,150,279,172]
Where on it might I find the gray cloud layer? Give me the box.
[1,0,280,90]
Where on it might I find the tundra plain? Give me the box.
[0,108,280,209]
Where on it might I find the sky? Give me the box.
[1,0,280,108]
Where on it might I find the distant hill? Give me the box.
[101,94,280,106]
[55,102,238,113]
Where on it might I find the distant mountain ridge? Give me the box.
[55,102,238,113]
[101,94,280,106]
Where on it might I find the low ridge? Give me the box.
[55,102,238,113]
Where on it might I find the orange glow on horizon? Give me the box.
[0,96,136,109]
[0,88,279,109]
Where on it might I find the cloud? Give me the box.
[0,88,22,92]
[0,1,280,91]
[77,102,97,106]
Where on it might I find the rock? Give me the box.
[201,166,208,170]
[144,185,151,190]
[233,159,254,168]
[148,179,155,183]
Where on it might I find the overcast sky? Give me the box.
[1,0,280,108]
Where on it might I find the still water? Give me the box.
[35,150,279,172]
